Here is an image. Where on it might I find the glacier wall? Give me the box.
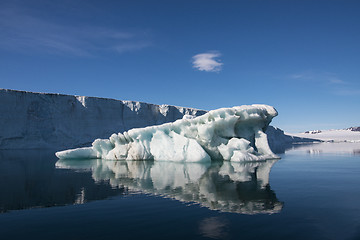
[0,89,206,150]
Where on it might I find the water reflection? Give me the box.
[287,142,360,155]
[56,159,283,214]
[307,149,322,155]
[199,217,229,239]
[0,150,126,213]
[353,149,360,155]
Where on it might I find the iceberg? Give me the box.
[56,104,279,162]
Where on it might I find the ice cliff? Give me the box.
[0,89,205,150]
[56,105,279,162]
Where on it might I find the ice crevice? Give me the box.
[56,104,280,162]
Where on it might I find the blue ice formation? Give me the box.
[56,104,279,162]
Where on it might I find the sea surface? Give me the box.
[1,142,360,240]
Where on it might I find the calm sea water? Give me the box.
[1,143,360,240]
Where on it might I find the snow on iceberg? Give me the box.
[56,104,279,162]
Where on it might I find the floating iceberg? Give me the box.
[56,104,279,162]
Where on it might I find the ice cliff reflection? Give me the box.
[0,150,126,213]
[56,159,283,214]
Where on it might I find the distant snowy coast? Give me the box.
[289,129,360,143]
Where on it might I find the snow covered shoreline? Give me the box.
[289,129,360,143]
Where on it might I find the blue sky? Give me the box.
[1,0,359,132]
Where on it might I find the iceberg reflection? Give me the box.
[56,159,283,214]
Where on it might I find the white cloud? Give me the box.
[192,52,223,72]
[115,42,150,54]
[289,74,305,79]
[329,78,347,84]
[0,8,149,56]
[288,72,315,81]
[288,71,347,84]
[333,89,360,96]
[287,71,359,96]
